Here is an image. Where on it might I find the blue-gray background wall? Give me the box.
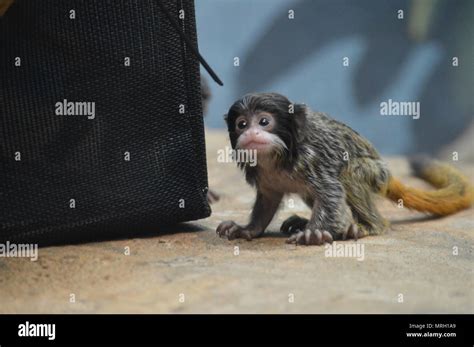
[195,0,473,155]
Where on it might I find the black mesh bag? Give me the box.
[0,0,212,245]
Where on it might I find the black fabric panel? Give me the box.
[0,0,211,245]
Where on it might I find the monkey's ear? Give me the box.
[292,103,307,125]
[291,103,307,142]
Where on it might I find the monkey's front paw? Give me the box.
[280,215,308,234]
[216,221,253,241]
[286,229,333,246]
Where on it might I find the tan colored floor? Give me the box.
[0,130,473,313]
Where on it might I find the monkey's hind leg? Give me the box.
[348,194,386,237]
[342,159,389,236]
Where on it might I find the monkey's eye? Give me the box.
[237,120,247,130]
[259,117,270,127]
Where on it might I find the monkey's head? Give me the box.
[224,93,307,167]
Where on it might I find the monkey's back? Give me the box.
[306,111,381,161]
[301,111,390,193]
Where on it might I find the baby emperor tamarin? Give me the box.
[216,93,474,245]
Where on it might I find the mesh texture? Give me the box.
[0,0,211,245]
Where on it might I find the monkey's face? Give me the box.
[232,112,284,153]
[225,93,306,165]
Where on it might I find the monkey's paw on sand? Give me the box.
[0,130,471,314]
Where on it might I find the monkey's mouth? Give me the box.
[238,139,272,151]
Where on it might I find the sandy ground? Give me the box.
[0,130,473,313]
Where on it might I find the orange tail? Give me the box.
[386,157,474,216]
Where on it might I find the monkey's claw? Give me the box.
[342,224,362,241]
[280,215,308,234]
[216,221,253,241]
[286,229,333,246]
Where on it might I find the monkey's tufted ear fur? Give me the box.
[224,112,239,149]
[223,113,232,133]
[291,103,307,142]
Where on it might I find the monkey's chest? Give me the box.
[257,168,307,195]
